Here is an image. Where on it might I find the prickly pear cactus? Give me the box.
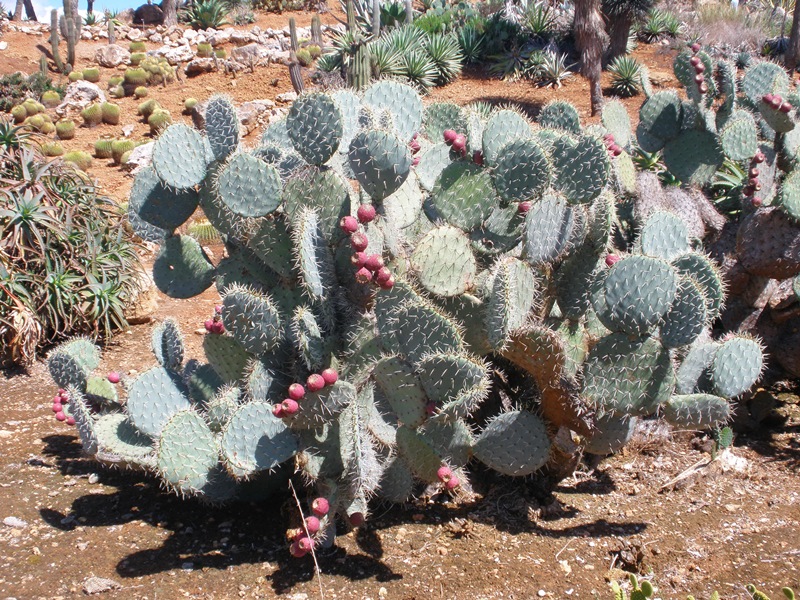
[47,79,767,556]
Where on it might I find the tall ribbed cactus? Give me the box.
[46,80,765,555]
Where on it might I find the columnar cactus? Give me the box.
[47,79,765,553]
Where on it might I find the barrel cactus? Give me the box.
[46,79,765,554]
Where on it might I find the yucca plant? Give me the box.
[425,32,463,84]
[401,50,438,90]
[456,24,483,64]
[608,55,643,97]
[661,11,683,37]
[638,9,670,43]
[536,50,574,88]
[523,1,555,40]
[181,0,230,30]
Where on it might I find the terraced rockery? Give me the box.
[47,81,765,555]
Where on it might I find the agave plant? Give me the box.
[523,1,556,40]
[83,11,101,26]
[0,120,35,150]
[711,159,747,217]
[536,50,574,88]
[638,9,671,43]
[488,44,535,81]
[425,32,463,84]
[181,0,230,30]
[401,51,438,90]
[457,24,484,64]
[608,55,643,97]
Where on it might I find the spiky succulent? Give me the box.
[609,56,644,97]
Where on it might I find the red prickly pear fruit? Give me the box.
[307,374,325,392]
[379,275,395,290]
[374,267,392,285]
[58,388,66,395]
[305,516,321,534]
[55,411,66,422]
[603,133,615,142]
[107,371,121,384]
[312,497,330,517]
[749,168,759,177]
[771,97,783,109]
[473,150,484,165]
[694,63,705,74]
[297,536,315,553]
[272,404,285,418]
[66,417,75,426]
[437,465,453,483]
[364,254,384,272]
[690,42,701,53]
[699,82,708,94]
[753,152,766,163]
[412,155,420,167]
[52,403,63,413]
[321,368,338,386]
[425,401,437,416]
[694,73,704,84]
[763,93,774,104]
[204,319,214,332]
[357,204,377,224]
[690,56,701,66]
[288,383,305,401]
[451,134,467,153]
[215,305,223,314]
[351,252,367,268]
[211,321,225,334]
[281,398,299,416]
[748,177,759,187]
[350,232,369,252]
[349,512,365,527]
[355,267,373,284]
[742,185,755,196]
[518,201,532,214]
[605,254,620,267]
[289,541,307,558]
[53,394,62,404]
[443,129,457,144]
[612,145,623,157]
[780,102,793,113]
[445,476,460,490]
[751,196,763,207]
[409,139,421,154]
[340,215,359,234]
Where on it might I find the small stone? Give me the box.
[82,576,121,595]
[3,516,27,528]
[538,590,546,597]
[181,562,194,570]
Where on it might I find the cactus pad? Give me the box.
[584,414,637,455]
[152,235,215,299]
[639,211,690,261]
[663,393,731,428]
[220,285,283,355]
[348,129,412,201]
[538,100,581,134]
[411,226,476,296]
[129,166,199,233]
[220,402,298,477]
[205,94,240,161]
[601,99,632,149]
[431,162,496,231]
[662,129,724,185]
[523,193,575,265]
[719,112,758,162]
[741,61,790,105]
[711,335,764,397]
[152,124,208,189]
[151,318,184,370]
[373,356,429,428]
[660,276,708,349]
[474,410,551,476]
[363,80,423,141]
[216,152,282,218]
[482,109,531,166]
[287,92,343,165]
[492,138,550,203]
[126,367,192,437]
[550,133,610,204]
[157,409,219,494]
[486,257,537,349]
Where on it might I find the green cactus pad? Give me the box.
[220,402,298,478]
[760,99,796,133]
[419,418,474,467]
[94,413,154,466]
[129,166,199,233]
[373,356,429,428]
[152,235,215,299]
[550,134,610,205]
[366,385,398,447]
[220,285,283,356]
[482,109,531,166]
[205,94,240,161]
[711,336,764,397]
[48,339,98,390]
[291,306,327,371]
[395,425,444,483]
[215,152,282,218]
[437,293,492,356]
[662,129,724,185]
[151,318,184,370]
[157,409,219,494]
[363,80,423,142]
[206,386,241,432]
[676,340,719,394]
[394,300,464,365]
[423,102,467,143]
[383,171,424,229]
[290,380,356,429]
[86,376,119,407]
[286,92,343,165]
[431,161,496,231]
[741,61,790,105]
[348,129,412,201]
[501,324,566,389]
[282,166,353,240]
[260,116,291,147]
[378,456,414,502]
[673,49,714,96]
[246,215,295,279]
[474,410,551,476]
[719,112,759,162]
[638,91,682,146]
[338,399,383,496]
[203,333,250,383]
[64,387,99,455]
[612,151,638,197]
[538,100,581,134]
[411,226,477,296]
[416,142,453,192]
[126,367,192,438]
[583,414,637,455]
[187,363,225,405]
[663,393,731,428]
[639,211,691,261]
[582,333,673,417]
[523,193,575,265]
[244,356,289,404]
[293,208,336,299]
[297,422,343,480]
[555,248,603,320]
[601,99,632,149]
[331,89,362,150]
[660,276,708,349]
[152,124,208,189]
[486,257,537,350]
[418,352,489,420]
[778,168,800,221]
[602,255,678,336]
[492,138,550,203]
[672,252,724,319]
[471,203,525,256]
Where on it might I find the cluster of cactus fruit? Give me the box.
[46,78,767,555]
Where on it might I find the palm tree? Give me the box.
[574,0,607,115]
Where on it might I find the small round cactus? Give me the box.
[81,103,103,128]
[64,151,93,171]
[41,90,61,108]
[82,67,101,83]
[101,102,121,125]
[134,86,149,99]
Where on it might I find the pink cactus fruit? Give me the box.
[321,368,338,386]
[311,497,330,517]
[288,383,305,401]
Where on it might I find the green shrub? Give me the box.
[134,86,148,98]
[111,139,135,165]
[129,40,146,53]
[55,120,76,140]
[214,48,227,59]
[82,67,101,83]
[41,90,61,108]
[63,150,93,170]
[94,139,114,158]
[0,137,141,366]
[101,102,120,125]
[40,141,64,156]
[81,103,103,127]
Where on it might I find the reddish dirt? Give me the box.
[1,11,799,600]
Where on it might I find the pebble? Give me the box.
[3,516,28,528]
[181,562,194,570]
